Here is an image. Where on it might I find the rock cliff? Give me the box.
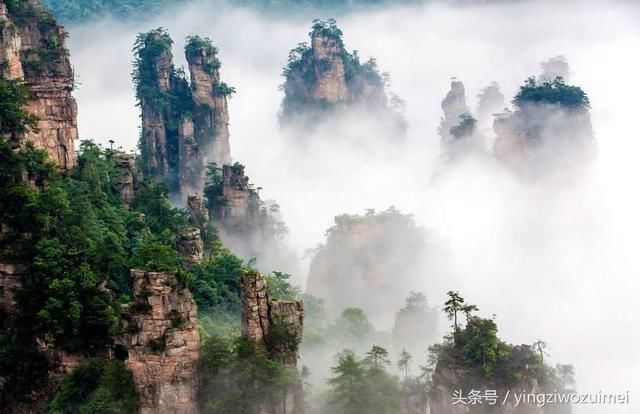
[280,19,405,135]
[306,208,426,325]
[120,269,200,414]
[177,227,204,269]
[114,152,143,205]
[0,0,78,169]
[203,163,290,267]
[240,271,305,414]
[135,30,232,200]
[430,346,547,414]
[492,77,595,171]
[439,80,471,145]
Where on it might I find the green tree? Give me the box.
[48,359,137,414]
[328,350,372,414]
[365,345,390,370]
[330,307,374,346]
[443,291,466,333]
[397,348,412,379]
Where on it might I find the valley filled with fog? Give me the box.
[66,1,640,412]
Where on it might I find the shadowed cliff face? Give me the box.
[135,30,232,201]
[0,0,78,169]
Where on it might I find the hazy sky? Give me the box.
[67,1,640,411]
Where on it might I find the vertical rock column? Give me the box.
[137,29,174,178]
[186,40,231,168]
[240,271,305,414]
[121,270,200,414]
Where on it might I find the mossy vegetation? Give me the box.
[48,359,138,414]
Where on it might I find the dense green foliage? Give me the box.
[392,292,438,359]
[326,345,428,414]
[0,137,187,403]
[0,79,38,140]
[449,113,477,139]
[514,77,590,111]
[199,335,299,413]
[41,0,417,24]
[5,1,69,76]
[48,359,138,414]
[429,292,575,394]
[282,19,388,109]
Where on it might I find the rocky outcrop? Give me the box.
[306,208,425,325]
[493,90,595,170]
[430,351,545,414]
[477,81,505,127]
[186,38,231,168]
[114,153,142,205]
[120,269,200,414]
[135,30,232,200]
[0,0,78,169]
[240,271,305,414]
[187,194,209,235]
[280,19,404,134]
[177,227,204,269]
[206,164,286,262]
[439,79,470,145]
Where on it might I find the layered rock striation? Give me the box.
[0,0,78,169]
[120,269,200,414]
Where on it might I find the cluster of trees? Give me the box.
[0,135,190,408]
[430,291,575,394]
[280,19,406,131]
[40,0,419,24]
[323,345,429,414]
[514,77,590,112]
[199,335,300,413]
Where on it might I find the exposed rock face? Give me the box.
[206,164,289,266]
[306,208,426,325]
[0,0,79,169]
[493,100,595,171]
[177,227,204,269]
[240,271,305,414]
[136,30,232,200]
[114,153,142,205]
[439,80,470,145]
[430,360,545,414]
[477,81,505,127]
[280,20,404,135]
[210,164,261,244]
[430,342,570,414]
[120,270,200,414]
[186,40,231,168]
[187,194,209,235]
[308,28,349,102]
